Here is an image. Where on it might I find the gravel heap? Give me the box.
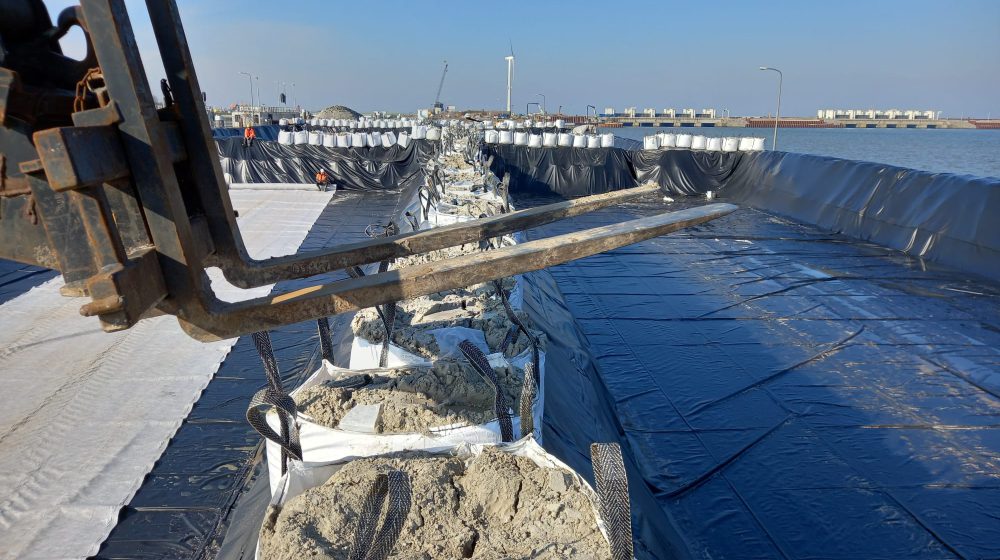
[259,448,610,559]
[315,105,362,120]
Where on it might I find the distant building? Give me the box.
[817,108,938,120]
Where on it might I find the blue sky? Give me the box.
[52,0,999,117]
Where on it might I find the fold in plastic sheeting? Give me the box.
[486,144,638,197]
[0,190,331,560]
[216,137,434,190]
[517,191,1000,559]
[720,151,1000,283]
[486,145,1000,282]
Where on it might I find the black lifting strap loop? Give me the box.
[250,331,299,474]
[317,317,335,363]
[459,340,514,442]
[348,470,412,560]
[591,443,634,560]
[346,266,398,368]
[246,387,303,465]
[519,361,537,439]
[492,279,540,375]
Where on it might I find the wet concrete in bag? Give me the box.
[93,189,416,559]
[516,191,1000,559]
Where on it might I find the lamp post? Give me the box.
[536,93,546,115]
[239,71,253,107]
[758,66,782,150]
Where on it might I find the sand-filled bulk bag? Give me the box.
[676,134,693,148]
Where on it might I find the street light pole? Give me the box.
[759,66,782,150]
[239,71,253,107]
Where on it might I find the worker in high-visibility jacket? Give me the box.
[243,126,256,148]
[315,169,330,191]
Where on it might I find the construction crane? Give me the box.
[0,0,734,342]
[432,60,448,113]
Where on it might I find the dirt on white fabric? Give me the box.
[295,360,523,433]
[259,448,611,559]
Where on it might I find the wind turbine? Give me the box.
[505,41,515,116]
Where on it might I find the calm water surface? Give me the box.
[607,127,1000,179]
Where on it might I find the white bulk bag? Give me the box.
[586,135,601,149]
[382,132,396,147]
[368,132,381,147]
[751,137,766,151]
[322,133,336,148]
[706,137,723,151]
[722,137,739,152]
[278,118,288,126]
[396,132,410,148]
[557,133,573,147]
[738,136,755,151]
[659,133,677,148]
[411,125,427,140]
[676,134,693,148]
[643,135,660,150]
[600,133,615,148]
[277,130,294,145]
[484,130,499,144]
[499,130,514,144]
[309,118,318,126]
[293,130,308,145]
[336,133,351,148]
[308,131,322,146]
[426,127,442,141]
[352,132,367,147]
[691,135,708,150]
[572,134,587,148]
[528,134,543,148]
[542,132,558,147]
[555,119,565,128]
[514,131,528,146]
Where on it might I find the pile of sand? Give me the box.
[259,448,610,559]
[315,105,362,120]
[295,361,523,433]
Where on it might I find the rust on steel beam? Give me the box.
[178,203,737,341]
[221,183,661,289]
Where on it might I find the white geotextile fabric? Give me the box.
[0,189,331,559]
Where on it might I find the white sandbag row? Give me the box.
[276,129,411,148]
[303,117,420,129]
[643,133,766,152]
[490,119,569,130]
[484,129,614,149]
